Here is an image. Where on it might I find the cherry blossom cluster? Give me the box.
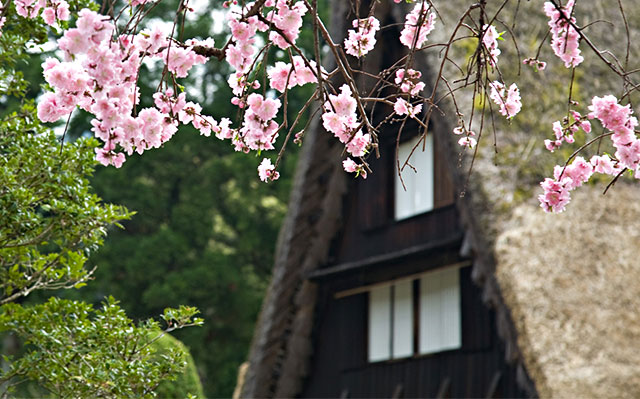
[522,57,547,71]
[344,16,380,58]
[321,84,371,176]
[393,68,424,120]
[18,0,635,203]
[258,158,280,182]
[453,125,477,149]
[394,98,422,118]
[489,81,522,120]
[543,0,583,68]
[15,0,69,25]
[482,25,501,67]
[588,95,640,170]
[543,110,591,152]
[236,93,281,152]
[35,8,216,168]
[222,1,318,180]
[267,56,323,93]
[539,156,593,213]
[343,158,367,179]
[395,68,425,96]
[265,0,308,50]
[539,153,623,213]
[400,2,436,49]
[539,95,638,213]
[226,16,268,97]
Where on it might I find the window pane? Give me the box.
[395,134,434,220]
[368,285,391,362]
[392,280,414,358]
[440,268,461,351]
[419,271,442,354]
[419,267,461,354]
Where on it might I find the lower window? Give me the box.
[367,266,461,362]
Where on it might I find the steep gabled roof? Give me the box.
[495,184,640,398]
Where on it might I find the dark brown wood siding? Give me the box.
[332,129,460,265]
[301,266,528,398]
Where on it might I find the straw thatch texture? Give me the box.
[495,183,640,398]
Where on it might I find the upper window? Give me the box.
[367,266,461,362]
[394,134,434,220]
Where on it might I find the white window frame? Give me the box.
[364,264,462,362]
[394,134,434,220]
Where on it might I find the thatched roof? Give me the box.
[239,2,351,397]
[495,183,640,398]
[240,1,640,397]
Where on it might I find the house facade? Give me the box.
[237,1,640,398]
[300,129,531,397]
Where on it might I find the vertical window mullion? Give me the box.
[413,278,420,356]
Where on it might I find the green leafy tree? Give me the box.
[0,3,203,397]
[1,297,201,398]
[58,2,315,395]
[86,127,294,396]
[2,0,325,395]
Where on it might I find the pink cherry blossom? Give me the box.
[543,1,583,68]
[394,98,422,118]
[458,137,477,149]
[590,155,618,175]
[395,68,425,96]
[266,1,308,49]
[538,178,571,213]
[489,81,521,120]
[343,158,358,173]
[322,85,359,144]
[344,17,380,58]
[522,57,547,71]
[342,157,367,178]
[346,131,371,157]
[482,25,501,67]
[400,3,436,49]
[37,92,69,122]
[258,158,280,182]
[587,95,634,133]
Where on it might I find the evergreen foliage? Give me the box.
[0,3,203,397]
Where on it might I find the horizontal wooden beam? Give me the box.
[307,233,465,281]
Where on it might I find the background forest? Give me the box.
[1,0,326,397]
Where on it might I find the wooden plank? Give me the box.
[436,377,451,399]
[486,371,502,398]
[358,150,389,230]
[392,383,404,399]
[461,266,493,351]
[433,131,456,208]
[333,261,470,299]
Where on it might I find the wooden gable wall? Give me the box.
[329,126,460,266]
[302,266,529,398]
[299,119,530,397]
